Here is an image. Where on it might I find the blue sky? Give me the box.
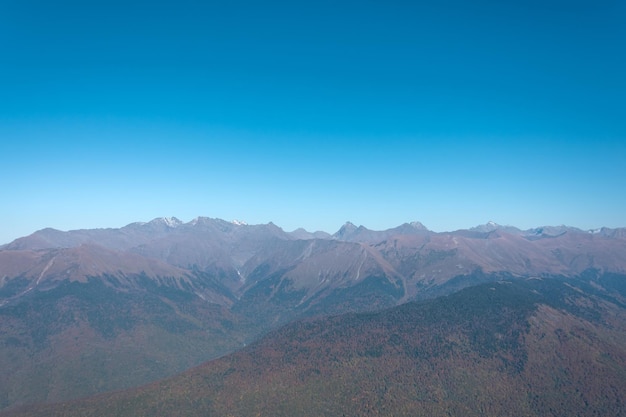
[1,0,625,243]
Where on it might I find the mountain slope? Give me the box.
[6,275,625,417]
[1,217,626,411]
[0,274,245,409]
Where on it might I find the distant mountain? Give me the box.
[1,217,626,410]
[333,220,429,242]
[6,275,625,417]
[287,228,332,240]
[469,220,521,234]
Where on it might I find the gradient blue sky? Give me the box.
[1,0,625,243]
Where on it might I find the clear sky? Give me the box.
[1,0,625,244]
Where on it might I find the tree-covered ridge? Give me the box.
[7,275,626,417]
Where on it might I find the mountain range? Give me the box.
[1,217,625,412]
[4,217,626,304]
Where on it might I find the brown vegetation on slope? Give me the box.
[6,277,625,417]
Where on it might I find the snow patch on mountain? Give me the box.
[150,217,183,228]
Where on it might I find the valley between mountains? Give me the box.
[1,217,625,415]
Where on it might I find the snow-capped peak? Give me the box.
[409,221,428,230]
[152,217,183,227]
[232,219,248,226]
[167,217,182,227]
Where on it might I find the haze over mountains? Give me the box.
[3,215,626,316]
[1,216,625,413]
[3,217,625,305]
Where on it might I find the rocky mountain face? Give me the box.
[0,217,625,410]
[4,218,625,305]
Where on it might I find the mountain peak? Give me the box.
[469,221,521,234]
[333,221,359,238]
[483,221,500,232]
[150,217,183,228]
[338,221,357,231]
[408,221,428,230]
[525,225,582,238]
